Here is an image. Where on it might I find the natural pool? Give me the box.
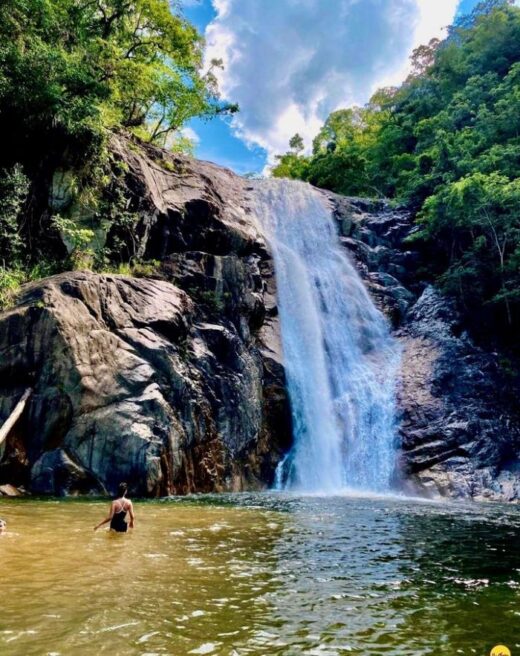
[0,493,519,655]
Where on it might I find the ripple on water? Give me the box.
[188,642,220,654]
[1,494,519,656]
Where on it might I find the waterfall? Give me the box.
[254,179,400,494]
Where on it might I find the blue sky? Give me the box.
[180,0,485,175]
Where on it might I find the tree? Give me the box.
[0,0,238,284]
[408,39,441,77]
[271,151,310,181]
[289,133,305,153]
[0,0,236,168]
[0,165,29,265]
[419,173,520,325]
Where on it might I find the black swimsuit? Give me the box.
[110,500,129,532]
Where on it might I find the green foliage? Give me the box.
[0,0,236,172]
[419,173,520,321]
[273,0,520,338]
[199,290,224,313]
[272,152,310,181]
[272,132,309,180]
[185,287,231,314]
[387,0,520,332]
[272,103,390,196]
[96,166,141,264]
[156,158,177,172]
[51,215,96,269]
[131,260,161,277]
[0,165,30,265]
[51,215,95,252]
[289,133,305,153]
[101,259,160,277]
[0,260,62,309]
[0,267,26,309]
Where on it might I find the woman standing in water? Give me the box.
[94,482,135,533]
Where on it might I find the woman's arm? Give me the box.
[128,501,135,529]
[94,502,114,531]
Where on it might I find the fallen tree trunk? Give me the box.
[0,388,32,447]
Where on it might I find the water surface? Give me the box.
[0,494,519,655]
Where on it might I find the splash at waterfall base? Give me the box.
[0,138,519,501]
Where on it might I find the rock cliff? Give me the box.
[0,136,519,500]
[327,194,520,501]
[0,136,290,496]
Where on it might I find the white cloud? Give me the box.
[205,0,460,161]
[181,126,201,144]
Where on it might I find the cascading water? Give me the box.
[254,179,400,494]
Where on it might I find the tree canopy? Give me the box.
[0,0,237,297]
[0,0,237,169]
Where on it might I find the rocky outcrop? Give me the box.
[325,195,418,325]
[0,269,290,496]
[329,194,520,501]
[397,287,520,501]
[0,137,291,496]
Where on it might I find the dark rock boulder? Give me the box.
[0,271,290,496]
[109,134,261,260]
[396,287,520,501]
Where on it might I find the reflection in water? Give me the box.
[260,496,520,655]
[395,506,520,655]
[0,498,283,656]
[0,494,519,655]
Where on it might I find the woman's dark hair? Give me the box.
[117,482,128,498]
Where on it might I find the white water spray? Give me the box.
[254,179,400,493]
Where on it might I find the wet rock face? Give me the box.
[325,194,418,327]
[0,271,290,496]
[397,287,520,501]
[329,194,520,501]
[0,138,291,496]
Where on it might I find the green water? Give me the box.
[0,493,518,655]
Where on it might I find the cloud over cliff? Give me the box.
[205,0,460,160]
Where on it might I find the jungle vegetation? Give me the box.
[0,0,236,299]
[273,0,520,345]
